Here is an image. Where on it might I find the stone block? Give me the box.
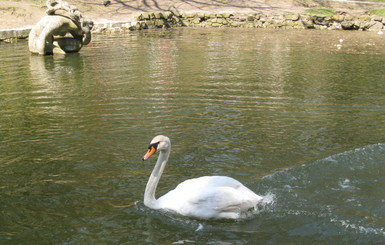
[153,12,162,19]
[247,15,255,21]
[139,13,151,20]
[0,30,15,40]
[344,15,354,21]
[197,12,205,19]
[331,15,345,22]
[169,6,182,17]
[371,16,382,22]
[184,13,197,18]
[368,21,383,31]
[210,22,222,27]
[358,15,371,22]
[192,18,201,24]
[341,21,358,30]
[284,13,300,21]
[230,22,242,27]
[221,13,232,18]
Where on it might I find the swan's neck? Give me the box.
[144,148,170,208]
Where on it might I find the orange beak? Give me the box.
[142,145,157,161]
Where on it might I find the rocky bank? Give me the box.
[2,0,385,42]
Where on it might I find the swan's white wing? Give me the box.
[176,176,243,189]
[156,176,262,219]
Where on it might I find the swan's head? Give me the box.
[142,135,171,160]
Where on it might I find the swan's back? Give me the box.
[156,176,262,219]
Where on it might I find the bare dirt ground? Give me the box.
[0,0,374,29]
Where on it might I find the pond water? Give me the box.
[1,28,385,244]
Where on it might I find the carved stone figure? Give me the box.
[29,0,93,55]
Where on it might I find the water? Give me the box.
[1,28,385,244]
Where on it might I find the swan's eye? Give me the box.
[148,142,160,150]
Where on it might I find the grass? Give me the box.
[304,8,336,16]
[369,8,385,16]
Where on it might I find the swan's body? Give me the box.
[142,135,263,219]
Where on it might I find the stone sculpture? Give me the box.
[28,0,93,55]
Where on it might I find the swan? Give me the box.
[142,135,263,219]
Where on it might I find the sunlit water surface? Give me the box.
[1,28,385,244]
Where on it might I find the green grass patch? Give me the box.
[304,8,336,16]
[369,8,385,16]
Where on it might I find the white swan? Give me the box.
[142,135,263,219]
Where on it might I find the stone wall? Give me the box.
[2,11,385,41]
[0,27,32,42]
[127,12,385,31]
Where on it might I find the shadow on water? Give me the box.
[133,144,385,244]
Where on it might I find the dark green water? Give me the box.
[1,28,385,244]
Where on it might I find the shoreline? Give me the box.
[2,0,385,42]
[2,10,385,42]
